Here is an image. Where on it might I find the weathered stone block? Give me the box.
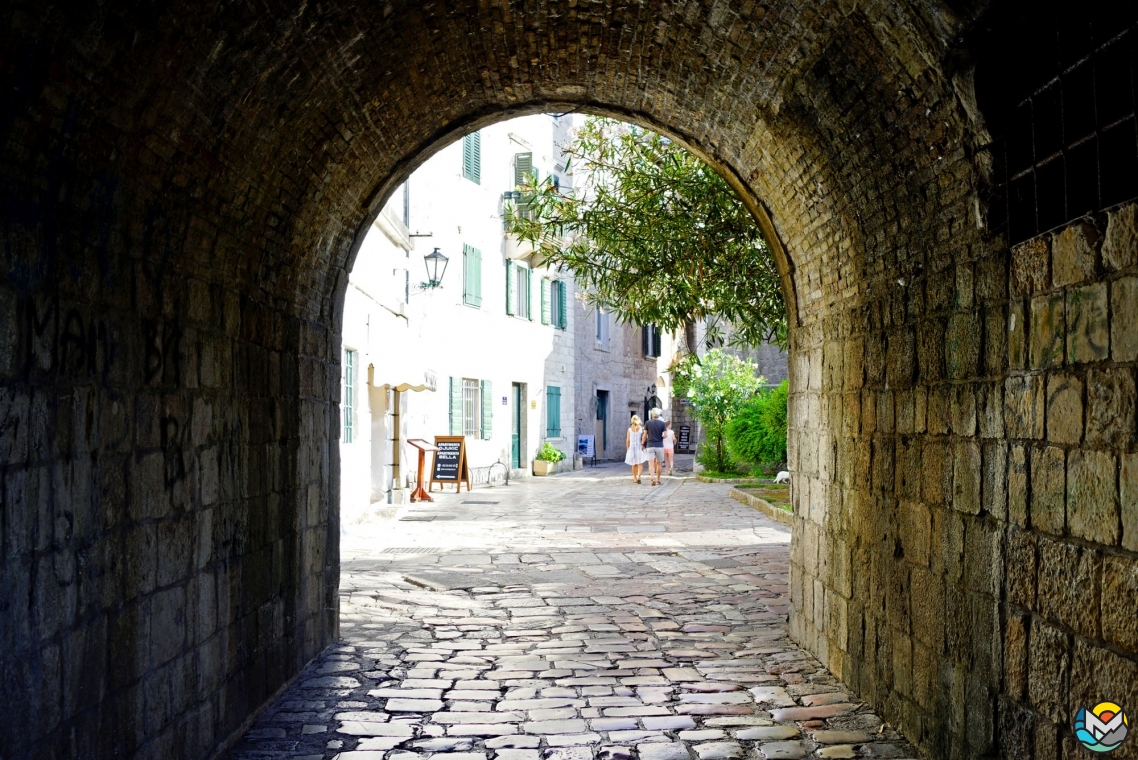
[1124,453,1138,553]
[1085,367,1136,448]
[1004,375,1044,439]
[1045,373,1083,445]
[1011,237,1050,295]
[945,314,980,380]
[1102,202,1138,270]
[150,587,185,668]
[1112,276,1138,362]
[886,328,916,389]
[1067,449,1120,546]
[1030,446,1065,536]
[984,307,1008,376]
[979,383,1004,439]
[982,441,1007,519]
[1101,555,1138,652]
[952,440,981,515]
[1006,528,1037,609]
[1037,537,1101,638]
[1070,640,1138,739]
[909,565,942,649]
[1008,444,1028,526]
[1004,612,1028,699]
[1030,294,1065,369]
[1066,282,1109,364]
[900,501,931,566]
[922,441,952,506]
[950,385,977,437]
[1008,301,1026,370]
[1051,221,1102,287]
[1028,621,1070,724]
[964,519,1001,598]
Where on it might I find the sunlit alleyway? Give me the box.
[225,469,916,760]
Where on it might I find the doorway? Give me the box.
[511,382,524,469]
[595,390,609,459]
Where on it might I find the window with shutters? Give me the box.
[507,261,530,319]
[462,132,481,184]
[462,378,481,438]
[342,348,356,442]
[553,280,567,329]
[463,244,482,307]
[642,324,661,358]
[595,309,610,347]
[513,152,533,187]
[541,279,552,325]
[546,386,562,437]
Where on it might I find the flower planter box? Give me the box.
[533,460,558,476]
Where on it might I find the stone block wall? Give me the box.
[789,204,1138,760]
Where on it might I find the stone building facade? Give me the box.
[573,308,662,462]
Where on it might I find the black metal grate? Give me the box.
[976,4,1138,244]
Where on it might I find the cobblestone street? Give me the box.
[225,466,918,760]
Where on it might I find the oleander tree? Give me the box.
[503,116,786,350]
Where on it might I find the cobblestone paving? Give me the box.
[225,464,919,760]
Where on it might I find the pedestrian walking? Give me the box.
[625,415,649,483]
[644,407,668,485]
[663,420,676,475]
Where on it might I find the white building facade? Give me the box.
[339,114,579,525]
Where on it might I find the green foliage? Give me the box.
[726,379,789,471]
[536,443,566,462]
[504,117,786,348]
[672,349,763,473]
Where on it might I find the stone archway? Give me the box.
[2,3,1136,760]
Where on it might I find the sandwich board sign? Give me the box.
[430,435,471,492]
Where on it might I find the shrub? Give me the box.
[536,443,566,462]
[672,349,763,473]
[726,379,788,471]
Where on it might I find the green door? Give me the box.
[511,383,522,468]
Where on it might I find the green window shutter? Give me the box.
[527,267,534,320]
[514,152,533,187]
[506,259,516,315]
[481,379,493,440]
[464,244,482,307]
[546,387,561,437]
[449,377,462,435]
[541,279,552,325]
[653,325,662,357]
[463,132,481,184]
[557,281,567,329]
[473,247,482,306]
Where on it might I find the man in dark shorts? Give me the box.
[644,407,668,485]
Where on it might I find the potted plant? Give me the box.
[533,443,565,476]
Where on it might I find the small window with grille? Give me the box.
[462,378,482,438]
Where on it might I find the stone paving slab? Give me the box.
[224,466,918,760]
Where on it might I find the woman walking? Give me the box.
[625,414,649,483]
[663,420,676,476]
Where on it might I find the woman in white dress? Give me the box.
[625,414,649,484]
[663,421,676,476]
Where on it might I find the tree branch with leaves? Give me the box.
[504,117,786,349]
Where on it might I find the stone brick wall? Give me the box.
[1,1,1135,759]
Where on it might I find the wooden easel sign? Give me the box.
[406,438,440,502]
[430,435,471,492]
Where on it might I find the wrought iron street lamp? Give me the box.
[422,247,448,288]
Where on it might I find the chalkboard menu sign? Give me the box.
[430,436,471,492]
[677,425,692,453]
